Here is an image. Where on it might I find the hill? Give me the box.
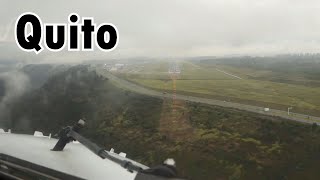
[5,65,320,180]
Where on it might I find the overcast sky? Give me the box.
[1,0,320,62]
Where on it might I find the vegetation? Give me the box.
[203,55,320,82]
[119,58,320,116]
[7,65,320,180]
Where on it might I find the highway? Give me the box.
[96,68,320,125]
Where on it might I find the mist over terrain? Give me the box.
[0,63,70,129]
[0,71,30,128]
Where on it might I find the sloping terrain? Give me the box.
[4,65,320,180]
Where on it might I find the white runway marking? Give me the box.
[215,68,242,79]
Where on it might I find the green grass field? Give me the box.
[119,61,320,116]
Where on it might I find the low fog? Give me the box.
[0,71,30,128]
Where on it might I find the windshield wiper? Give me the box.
[52,120,184,179]
[51,120,144,172]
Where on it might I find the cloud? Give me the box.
[1,0,320,61]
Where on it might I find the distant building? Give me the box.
[110,67,118,71]
[115,63,125,68]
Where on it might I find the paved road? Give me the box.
[96,69,320,125]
